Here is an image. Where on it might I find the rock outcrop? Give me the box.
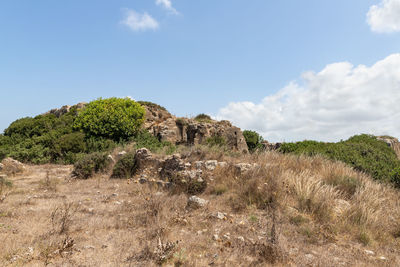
[44,102,86,117]
[377,136,400,159]
[1,158,25,175]
[142,105,248,153]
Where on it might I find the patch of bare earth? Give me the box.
[1,149,400,266]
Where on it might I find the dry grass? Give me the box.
[0,148,400,266]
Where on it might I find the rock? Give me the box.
[195,161,203,169]
[1,158,25,174]
[234,163,253,174]
[139,177,148,184]
[218,162,228,168]
[160,154,185,178]
[0,163,3,171]
[205,160,218,171]
[212,234,220,241]
[118,151,127,157]
[185,163,192,168]
[377,136,400,159]
[187,196,208,209]
[364,250,375,255]
[107,155,115,163]
[305,254,314,260]
[379,256,387,260]
[237,236,245,242]
[215,212,227,220]
[44,103,86,117]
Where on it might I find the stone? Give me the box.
[1,157,25,174]
[377,136,400,159]
[212,234,220,241]
[234,163,253,174]
[195,161,203,169]
[187,196,208,209]
[205,160,218,171]
[237,236,245,242]
[364,250,375,255]
[139,177,148,184]
[107,155,115,163]
[215,212,226,220]
[217,162,228,168]
[118,151,127,157]
[160,154,185,178]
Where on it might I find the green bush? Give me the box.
[206,136,227,147]
[72,152,111,179]
[390,167,400,188]
[194,113,212,123]
[111,151,137,179]
[131,130,176,154]
[280,134,400,184]
[74,97,145,141]
[243,130,263,152]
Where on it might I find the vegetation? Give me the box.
[205,135,226,148]
[243,130,263,152]
[137,101,167,111]
[72,152,112,179]
[111,151,137,179]
[0,97,170,165]
[279,134,400,186]
[194,113,212,123]
[74,97,145,141]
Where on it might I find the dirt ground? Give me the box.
[1,162,399,266]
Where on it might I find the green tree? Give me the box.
[243,130,263,152]
[74,97,145,141]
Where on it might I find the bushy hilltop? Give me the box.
[1,97,400,187]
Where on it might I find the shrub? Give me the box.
[111,151,137,179]
[194,113,212,123]
[72,152,111,179]
[74,97,145,141]
[390,167,400,188]
[51,132,86,161]
[132,130,176,154]
[280,134,400,185]
[206,136,226,148]
[243,130,263,152]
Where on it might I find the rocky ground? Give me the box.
[1,148,400,266]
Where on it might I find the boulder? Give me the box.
[377,136,400,159]
[160,154,186,178]
[187,196,208,209]
[1,158,25,175]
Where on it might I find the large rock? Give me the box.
[1,158,25,174]
[377,136,400,159]
[44,102,86,117]
[143,105,248,153]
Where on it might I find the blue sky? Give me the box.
[1,0,400,141]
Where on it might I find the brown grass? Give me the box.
[0,148,400,266]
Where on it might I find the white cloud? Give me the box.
[121,9,159,32]
[367,0,400,33]
[217,54,400,142]
[156,0,179,15]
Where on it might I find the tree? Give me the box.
[243,130,263,152]
[74,97,145,141]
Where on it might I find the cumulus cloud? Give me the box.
[367,0,400,33]
[156,0,179,15]
[217,54,400,142]
[121,9,159,32]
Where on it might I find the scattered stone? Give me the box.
[185,162,192,168]
[118,151,127,156]
[234,163,253,174]
[379,256,387,260]
[195,161,203,169]
[205,160,218,171]
[187,196,208,209]
[84,245,95,250]
[213,234,220,241]
[364,250,375,256]
[217,162,228,168]
[114,201,122,205]
[215,212,227,220]
[107,155,115,163]
[237,236,245,242]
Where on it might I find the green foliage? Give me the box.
[131,130,176,154]
[137,101,167,111]
[243,130,263,152]
[206,135,227,147]
[72,152,111,179]
[111,151,137,179]
[390,167,400,188]
[74,97,145,141]
[194,113,212,123]
[280,134,400,184]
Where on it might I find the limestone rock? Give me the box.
[205,160,218,171]
[160,154,185,178]
[377,136,400,159]
[1,158,25,174]
[187,196,208,209]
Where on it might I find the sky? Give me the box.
[1,0,400,142]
